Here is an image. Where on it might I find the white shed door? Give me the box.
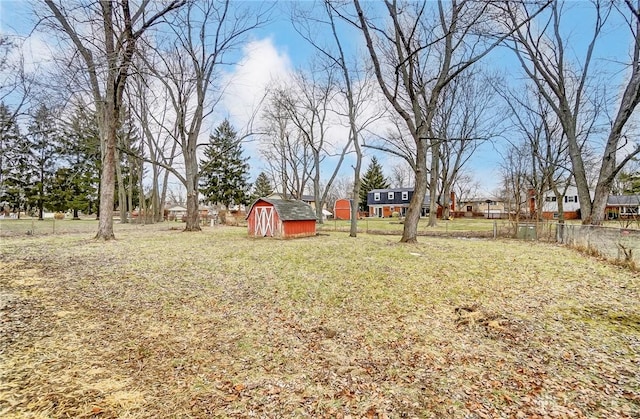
[255,206,275,237]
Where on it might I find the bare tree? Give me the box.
[498,83,576,222]
[504,0,640,224]
[128,60,180,223]
[43,0,185,240]
[434,69,498,219]
[292,0,383,236]
[260,86,314,200]
[350,0,549,242]
[499,143,531,224]
[390,162,412,188]
[141,0,270,231]
[0,36,34,119]
[452,171,480,207]
[273,68,338,223]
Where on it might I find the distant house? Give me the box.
[167,205,187,221]
[606,195,640,219]
[367,188,431,217]
[538,186,583,220]
[457,198,506,219]
[246,198,317,238]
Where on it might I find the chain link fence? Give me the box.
[558,223,640,266]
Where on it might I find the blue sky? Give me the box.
[0,1,636,197]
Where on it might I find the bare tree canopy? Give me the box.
[503,0,640,225]
[42,0,185,240]
[349,0,549,242]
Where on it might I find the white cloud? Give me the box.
[221,37,293,130]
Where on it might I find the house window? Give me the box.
[402,191,408,200]
[545,196,557,202]
[553,212,559,219]
[388,192,394,200]
[466,205,472,212]
[565,196,576,203]
[374,192,380,201]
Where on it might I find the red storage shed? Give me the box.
[333,198,352,220]
[247,198,317,238]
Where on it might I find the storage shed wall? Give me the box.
[247,201,282,237]
[282,219,316,238]
[334,199,351,220]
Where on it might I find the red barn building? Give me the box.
[247,198,317,238]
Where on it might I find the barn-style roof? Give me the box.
[248,198,317,221]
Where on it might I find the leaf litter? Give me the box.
[0,225,638,417]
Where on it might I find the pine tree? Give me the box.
[251,171,273,201]
[359,156,389,211]
[199,120,251,209]
[26,104,61,219]
[0,102,28,216]
[60,106,101,218]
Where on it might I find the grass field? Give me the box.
[0,216,546,238]
[0,224,639,417]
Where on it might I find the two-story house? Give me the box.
[538,186,584,220]
[367,188,430,217]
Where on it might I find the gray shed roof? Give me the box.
[608,195,640,206]
[249,198,317,221]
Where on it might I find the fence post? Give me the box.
[493,221,497,239]
[556,222,564,243]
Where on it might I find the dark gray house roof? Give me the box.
[248,198,317,221]
[607,195,640,206]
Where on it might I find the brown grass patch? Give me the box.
[0,225,638,417]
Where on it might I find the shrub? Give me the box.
[54,212,65,220]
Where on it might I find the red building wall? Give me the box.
[334,199,352,220]
[282,220,316,238]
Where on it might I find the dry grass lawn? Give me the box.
[0,224,638,418]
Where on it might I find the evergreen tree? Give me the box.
[115,110,142,222]
[616,170,640,194]
[0,102,28,216]
[60,106,101,217]
[251,171,273,201]
[359,156,390,211]
[199,120,251,209]
[26,104,60,219]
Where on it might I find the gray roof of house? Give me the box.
[607,195,640,206]
[249,198,317,221]
[368,188,430,204]
[369,187,414,193]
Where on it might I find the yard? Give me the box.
[0,223,638,417]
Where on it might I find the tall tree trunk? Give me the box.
[427,141,440,227]
[401,138,428,243]
[183,147,201,231]
[160,168,170,222]
[96,105,116,240]
[115,148,128,223]
[138,158,146,224]
[127,157,134,223]
[442,182,451,220]
[350,142,362,238]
